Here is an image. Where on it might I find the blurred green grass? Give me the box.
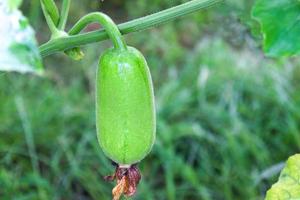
[0,0,300,199]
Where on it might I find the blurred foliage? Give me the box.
[0,0,43,74]
[0,0,300,200]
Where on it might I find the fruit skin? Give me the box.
[96,46,156,165]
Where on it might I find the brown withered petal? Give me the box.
[124,165,141,196]
[104,164,142,200]
[103,174,116,182]
[112,177,126,200]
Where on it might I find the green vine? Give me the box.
[40,0,60,36]
[40,0,59,26]
[39,0,223,57]
[57,0,71,30]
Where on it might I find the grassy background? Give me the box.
[0,0,300,199]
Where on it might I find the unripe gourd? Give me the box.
[90,12,155,199]
[96,46,156,165]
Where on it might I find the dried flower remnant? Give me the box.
[104,164,141,200]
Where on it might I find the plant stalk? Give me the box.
[39,0,223,57]
[58,0,71,30]
[40,0,60,36]
[40,0,60,26]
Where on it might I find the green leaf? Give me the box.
[265,154,300,200]
[0,0,43,74]
[252,0,300,57]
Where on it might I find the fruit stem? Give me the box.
[68,12,127,51]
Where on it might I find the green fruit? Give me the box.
[96,46,156,165]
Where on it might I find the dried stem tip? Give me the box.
[104,164,141,200]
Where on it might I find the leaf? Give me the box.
[0,0,43,74]
[252,0,300,57]
[265,154,300,200]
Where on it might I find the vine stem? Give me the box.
[40,0,60,26]
[40,0,60,36]
[39,0,223,57]
[58,0,71,30]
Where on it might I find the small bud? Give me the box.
[64,47,84,60]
